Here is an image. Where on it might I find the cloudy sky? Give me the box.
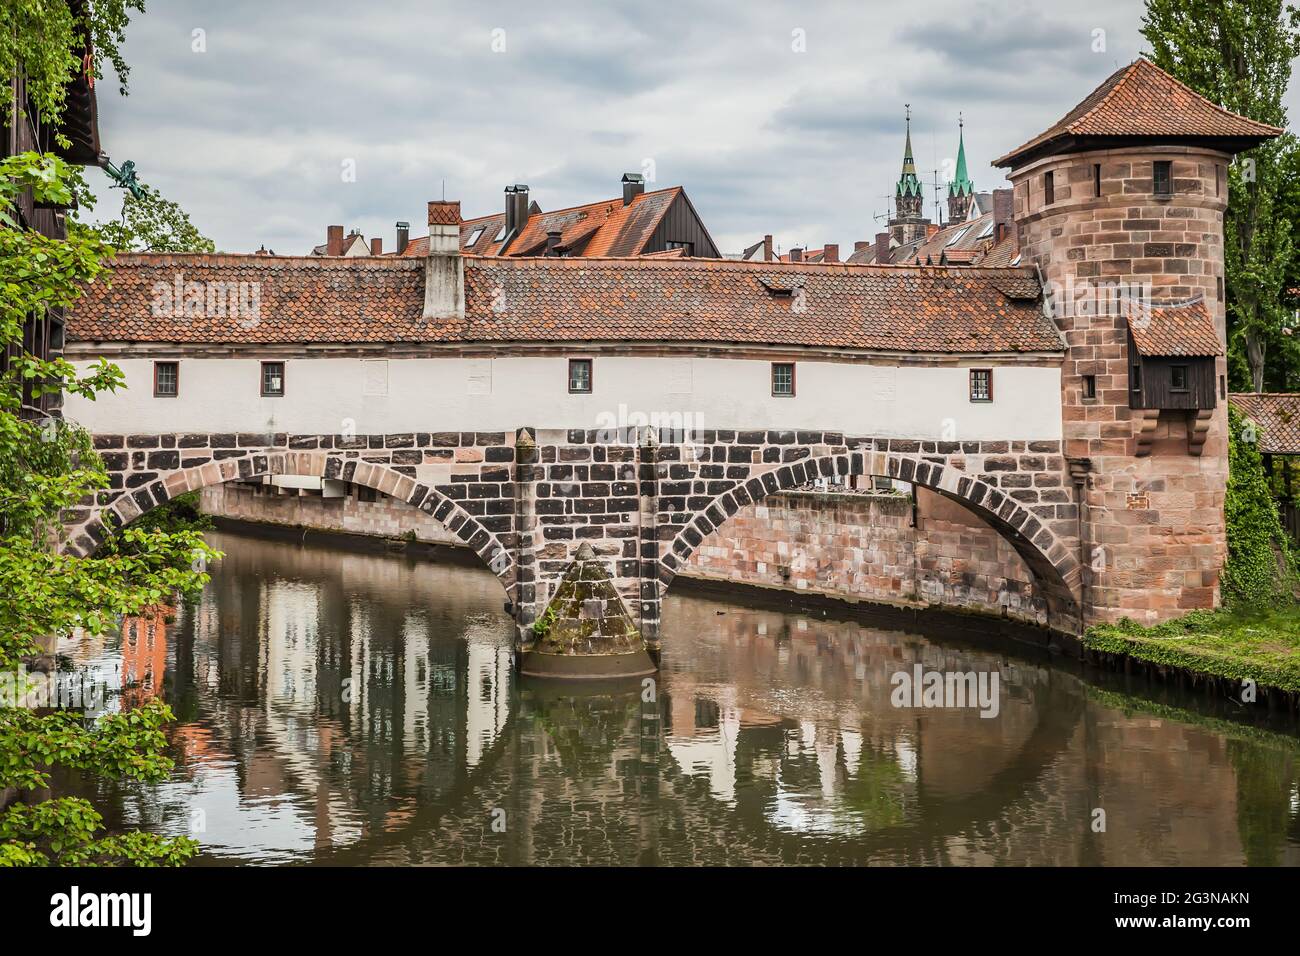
[83,0,1298,256]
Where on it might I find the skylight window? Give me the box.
[1010,253,1023,266]
[945,227,970,247]
[465,226,486,246]
[976,221,994,239]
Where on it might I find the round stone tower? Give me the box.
[995,58,1282,625]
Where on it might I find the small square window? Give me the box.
[969,368,992,402]
[568,358,592,393]
[1153,161,1173,197]
[261,361,285,397]
[1082,374,1097,400]
[771,362,795,397]
[1043,171,1055,206]
[1170,365,1188,391]
[154,361,178,398]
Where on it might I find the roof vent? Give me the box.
[759,275,804,295]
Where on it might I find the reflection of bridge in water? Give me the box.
[65,531,1300,866]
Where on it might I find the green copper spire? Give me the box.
[948,115,975,198]
[896,105,924,199]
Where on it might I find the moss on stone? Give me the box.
[534,544,644,656]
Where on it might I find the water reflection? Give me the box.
[60,529,1300,866]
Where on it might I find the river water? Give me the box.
[59,529,1300,865]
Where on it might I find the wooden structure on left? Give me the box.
[2,0,105,418]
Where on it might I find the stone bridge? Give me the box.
[62,427,1084,646]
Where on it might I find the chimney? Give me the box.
[396,221,410,255]
[875,231,891,265]
[925,223,940,239]
[501,184,530,252]
[823,243,839,263]
[326,224,344,256]
[854,241,869,254]
[621,172,646,206]
[513,184,530,229]
[993,188,1015,245]
[370,237,382,256]
[546,229,563,256]
[763,234,773,262]
[422,200,464,321]
[790,247,803,263]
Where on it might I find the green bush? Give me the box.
[1222,406,1296,607]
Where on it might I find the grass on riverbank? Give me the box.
[1086,607,1300,693]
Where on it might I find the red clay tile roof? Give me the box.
[1228,393,1300,454]
[1128,297,1222,357]
[400,186,709,259]
[65,254,1063,354]
[995,58,1283,168]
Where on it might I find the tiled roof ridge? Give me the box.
[510,184,679,221]
[995,57,1282,166]
[1061,59,1139,136]
[1124,59,1283,136]
[98,250,1039,278]
[102,251,423,266]
[1069,60,1283,139]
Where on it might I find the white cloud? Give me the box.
[83,0,1297,257]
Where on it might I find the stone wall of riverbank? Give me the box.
[681,488,1043,624]
[201,481,462,547]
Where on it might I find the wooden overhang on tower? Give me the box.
[1126,297,1222,412]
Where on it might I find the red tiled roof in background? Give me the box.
[65,254,1063,354]
[1228,393,1300,454]
[995,58,1283,168]
[1127,297,1223,357]
[400,186,697,259]
[849,209,1018,268]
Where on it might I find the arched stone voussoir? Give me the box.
[61,449,517,593]
[658,450,1080,625]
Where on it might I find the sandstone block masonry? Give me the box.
[200,481,464,547]
[1011,147,1231,622]
[201,480,1044,624]
[62,429,1085,644]
[683,487,1043,624]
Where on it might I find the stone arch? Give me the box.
[658,450,1081,631]
[61,451,517,596]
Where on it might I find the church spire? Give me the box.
[948,114,974,198]
[947,113,976,223]
[902,105,917,176]
[895,105,924,201]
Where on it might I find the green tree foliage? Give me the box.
[1222,406,1296,605]
[0,0,143,133]
[0,152,217,867]
[1142,0,1300,392]
[83,183,216,253]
